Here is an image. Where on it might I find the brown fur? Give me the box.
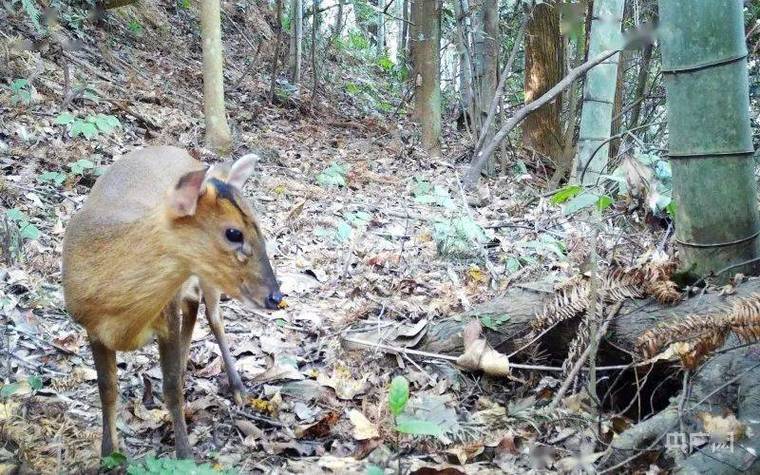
[62,146,279,458]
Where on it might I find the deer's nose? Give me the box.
[265,290,283,309]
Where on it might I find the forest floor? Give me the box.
[0,2,670,474]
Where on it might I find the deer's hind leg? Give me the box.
[90,338,119,457]
[157,298,192,459]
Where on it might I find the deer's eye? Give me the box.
[225,228,244,243]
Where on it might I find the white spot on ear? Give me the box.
[227,153,259,189]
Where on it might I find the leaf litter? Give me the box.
[0,2,674,474]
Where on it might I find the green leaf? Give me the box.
[596,195,614,211]
[128,20,143,34]
[345,82,362,95]
[387,376,409,416]
[70,159,96,174]
[666,201,677,219]
[5,208,26,223]
[55,113,76,125]
[550,184,583,204]
[505,257,521,273]
[480,314,510,331]
[70,120,99,139]
[27,375,43,391]
[20,223,40,241]
[563,192,600,215]
[91,114,121,133]
[11,79,29,92]
[335,221,352,243]
[21,0,42,32]
[144,456,163,472]
[366,465,385,475]
[316,162,348,187]
[395,414,443,437]
[101,452,127,470]
[0,383,21,397]
[38,171,67,186]
[376,56,394,72]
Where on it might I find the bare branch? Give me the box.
[464,48,622,188]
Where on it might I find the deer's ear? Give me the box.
[168,169,207,217]
[227,153,259,189]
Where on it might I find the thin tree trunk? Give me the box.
[269,0,284,103]
[628,42,652,129]
[367,0,379,46]
[377,5,385,56]
[311,0,319,100]
[609,50,627,158]
[400,0,409,58]
[289,0,303,83]
[609,1,632,159]
[549,29,585,188]
[473,16,526,155]
[573,0,625,184]
[472,0,499,174]
[395,0,404,61]
[333,0,344,40]
[523,2,563,160]
[453,0,472,129]
[410,0,442,156]
[200,0,232,154]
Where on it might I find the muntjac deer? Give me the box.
[62,146,281,459]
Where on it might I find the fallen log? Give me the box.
[415,278,760,360]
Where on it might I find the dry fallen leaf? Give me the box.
[52,332,84,354]
[236,419,264,439]
[72,366,98,381]
[348,409,379,440]
[131,403,168,430]
[317,368,368,399]
[0,401,20,421]
[556,450,604,472]
[253,362,304,383]
[295,410,340,439]
[494,433,519,456]
[445,443,484,464]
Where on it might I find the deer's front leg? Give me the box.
[202,283,245,406]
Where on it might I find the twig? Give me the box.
[579,121,663,184]
[342,333,644,373]
[687,361,760,412]
[232,41,263,92]
[678,369,690,438]
[465,47,623,187]
[548,301,623,411]
[506,321,558,359]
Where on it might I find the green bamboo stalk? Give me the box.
[659,0,759,281]
[573,0,625,184]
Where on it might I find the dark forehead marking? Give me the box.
[208,177,253,225]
